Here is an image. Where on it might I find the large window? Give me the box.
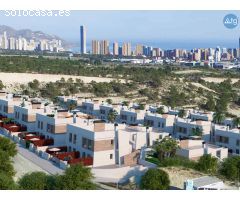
[73,134,77,144]
[82,137,94,151]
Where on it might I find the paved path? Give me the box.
[0,128,63,176]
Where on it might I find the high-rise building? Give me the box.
[122,42,131,56]
[100,40,109,55]
[238,37,240,59]
[80,25,86,54]
[2,31,8,49]
[135,44,143,56]
[92,40,100,55]
[8,37,15,50]
[113,42,119,56]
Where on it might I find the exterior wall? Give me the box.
[36,113,68,146]
[66,123,115,167]
[214,127,240,155]
[174,119,211,141]
[93,150,115,167]
[81,101,100,116]
[144,113,175,134]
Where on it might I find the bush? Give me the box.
[140,168,170,190]
[18,172,49,190]
[158,156,196,169]
[219,156,240,181]
[196,154,218,174]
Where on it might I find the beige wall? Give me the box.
[123,150,140,166]
[94,139,114,151]
[54,124,67,134]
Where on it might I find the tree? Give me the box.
[140,168,170,190]
[0,137,17,157]
[55,164,96,190]
[233,117,240,128]
[191,127,203,137]
[0,150,16,177]
[18,172,49,190]
[220,156,240,181]
[107,109,118,123]
[213,112,225,124]
[156,106,164,114]
[0,80,4,90]
[205,95,215,111]
[0,172,16,190]
[154,137,179,161]
[178,109,187,118]
[106,98,113,105]
[196,154,218,174]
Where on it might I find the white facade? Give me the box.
[144,112,175,134]
[213,125,240,155]
[119,107,145,125]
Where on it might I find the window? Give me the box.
[236,149,239,154]
[73,148,76,152]
[46,124,54,133]
[41,122,43,130]
[236,140,240,146]
[68,146,72,152]
[110,154,113,159]
[111,140,114,145]
[69,133,72,143]
[216,150,221,158]
[73,134,77,144]
[38,121,40,129]
[82,137,94,151]
[162,123,165,128]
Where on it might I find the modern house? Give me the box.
[14,100,45,132]
[80,99,100,116]
[213,124,240,155]
[174,117,212,141]
[189,111,214,122]
[0,94,22,119]
[35,108,77,146]
[119,106,145,125]
[144,112,175,134]
[176,139,228,160]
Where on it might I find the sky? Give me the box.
[0,10,239,49]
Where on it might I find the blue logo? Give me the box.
[223,14,238,29]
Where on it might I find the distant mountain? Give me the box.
[0,25,71,49]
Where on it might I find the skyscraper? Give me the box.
[113,42,119,56]
[92,40,100,54]
[100,40,109,55]
[80,25,86,54]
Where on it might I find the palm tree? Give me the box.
[213,112,225,124]
[192,127,203,137]
[233,117,240,128]
[107,109,118,123]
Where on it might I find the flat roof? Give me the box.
[191,176,222,188]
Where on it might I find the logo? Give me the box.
[223,14,238,29]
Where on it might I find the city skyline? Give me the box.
[0,10,239,49]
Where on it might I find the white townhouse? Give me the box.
[190,111,214,122]
[66,119,169,167]
[144,112,175,134]
[118,106,145,125]
[80,99,100,116]
[99,102,121,121]
[14,100,45,132]
[0,93,22,119]
[213,125,240,155]
[174,117,212,141]
[36,108,78,146]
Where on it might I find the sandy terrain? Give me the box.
[0,72,125,85]
[174,70,202,74]
[202,77,240,84]
[191,82,216,93]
